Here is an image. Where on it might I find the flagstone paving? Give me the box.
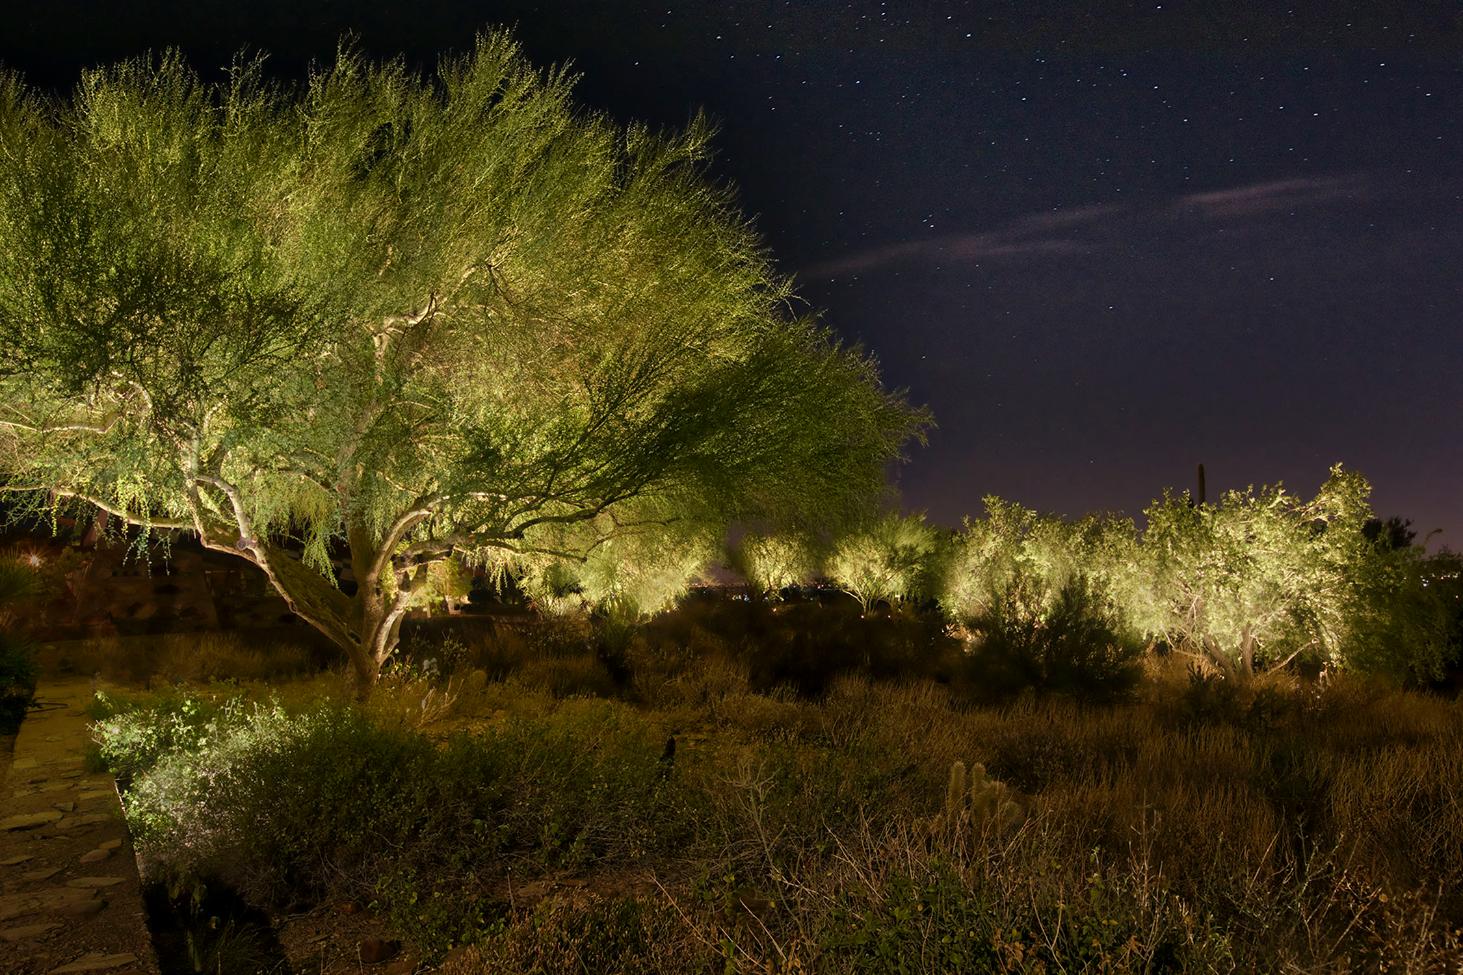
[0,681,157,975]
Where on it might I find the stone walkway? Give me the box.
[0,681,158,975]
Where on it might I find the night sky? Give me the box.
[5,2,1461,544]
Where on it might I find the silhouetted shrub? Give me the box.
[0,557,38,730]
[960,576,1142,704]
[0,630,34,732]
[636,597,960,697]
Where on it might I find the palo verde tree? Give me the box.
[936,497,1140,627]
[735,530,822,599]
[827,512,942,613]
[506,519,720,620]
[1136,465,1386,679]
[0,36,927,689]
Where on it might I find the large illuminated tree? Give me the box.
[1136,466,1383,678]
[937,497,1141,628]
[0,37,927,687]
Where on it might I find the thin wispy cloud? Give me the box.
[1175,175,1364,218]
[807,175,1369,279]
[804,204,1114,278]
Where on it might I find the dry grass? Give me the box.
[40,628,327,684]
[83,624,1463,972]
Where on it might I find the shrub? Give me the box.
[0,557,39,730]
[0,630,35,732]
[960,575,1142,704]
[90,690,233,782]
[104,695,689,957]
[635,597,960,698]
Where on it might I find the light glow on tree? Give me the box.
[0,37,928,687]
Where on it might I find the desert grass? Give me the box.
[84,627,1463,973]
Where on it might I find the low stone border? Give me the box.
[0,681,158,975]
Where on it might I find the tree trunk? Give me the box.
[346,583,410,698]
[1239,629,1256,678]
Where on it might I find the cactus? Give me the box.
[939,759,1025,833]
[945,759,968,817]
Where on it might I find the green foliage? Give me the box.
[89,690,232,781]
[0,35,927,681]
[510,522,718,620]
[827,512,942,612]
[1343,549,1461,684]
[961,575,1144,704]
[736,531,822,597]
[1137,465,1403,677]
[936,497,1140,629]
[99,693,688,955]
[821,867,1009,974]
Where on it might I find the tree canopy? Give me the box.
[1135,465,1415,678]
[0,35,928,684]
[826,512,941,613]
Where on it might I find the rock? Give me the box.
[48,952,138,973]
[98,839,122,851]
[21,866,64,881]
[1,811,64,831]
[77,790,114,801]
[66,876,124,888]
[359,938,402,964]
[46,813,114,833]
[57,897,107,917]
[0,855,34,866]
[54,801,77,812]
[0,886,99,921]
[0,921,61,942]
[80,848,112,864]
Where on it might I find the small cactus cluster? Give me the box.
[942,759,1024,831]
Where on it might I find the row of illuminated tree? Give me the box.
[504,465,1457,684]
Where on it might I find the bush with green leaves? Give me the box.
[101,694,688,955]
[1136,466,1434,679]
[936,497,1140,631]
[515,523,719,621]
[89,690,234,782]
[1342,549,1461,685]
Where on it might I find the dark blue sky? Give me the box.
[6,2,1461,543]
